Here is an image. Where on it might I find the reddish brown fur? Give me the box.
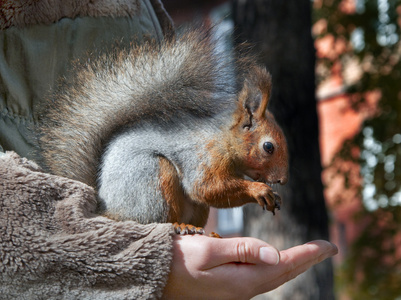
[159,157,184,222]
[190,67,288,216]
[159,156,209,227]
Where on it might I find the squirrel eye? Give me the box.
[263,142,274,154]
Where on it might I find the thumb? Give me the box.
[207,237,280,267]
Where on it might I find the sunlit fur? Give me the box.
[38,29,289,226]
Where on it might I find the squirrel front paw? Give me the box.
[249,182,282,215]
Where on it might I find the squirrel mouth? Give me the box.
[244,171,272,185]
[257,178,274,186]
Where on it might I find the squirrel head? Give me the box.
[231,66,289,185]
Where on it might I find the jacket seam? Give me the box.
[0,107,36,125]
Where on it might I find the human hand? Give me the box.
[163,235,337,300]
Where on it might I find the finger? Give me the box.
[204,237,280,268]
[262,240,338,291]
[279,240,338,268]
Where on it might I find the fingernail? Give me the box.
[259,247,280,265]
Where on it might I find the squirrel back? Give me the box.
[38,28,289,227]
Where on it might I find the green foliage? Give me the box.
[314,0,401,298]
[335,207,401,299]
[315,0,401,212]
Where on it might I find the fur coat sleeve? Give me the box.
[0,151,174,299]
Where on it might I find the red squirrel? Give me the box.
[37,29,289,235]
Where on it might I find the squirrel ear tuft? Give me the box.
[239,67,272,124]
[244,87,263,116]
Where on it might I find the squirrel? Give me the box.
[37,29,289,235]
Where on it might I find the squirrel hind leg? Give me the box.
[173,222,205,235]
[173,222,222,238]
[159,157,217,236]
[158,156,187,223]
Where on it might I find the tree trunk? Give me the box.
[232,1,334,299]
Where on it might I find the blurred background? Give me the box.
[162,0,401,299]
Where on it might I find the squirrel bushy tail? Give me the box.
[37,29,242,187]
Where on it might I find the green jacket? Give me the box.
[0,0,173,159]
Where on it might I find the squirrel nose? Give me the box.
[277,177,288,185]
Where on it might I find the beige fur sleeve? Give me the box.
[0,152,174,299]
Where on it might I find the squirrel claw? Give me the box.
[173,222,205,235]
[271,192,282,215]
[262,192,282,216]
[209,232,223,238]
[273,192,282,208]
